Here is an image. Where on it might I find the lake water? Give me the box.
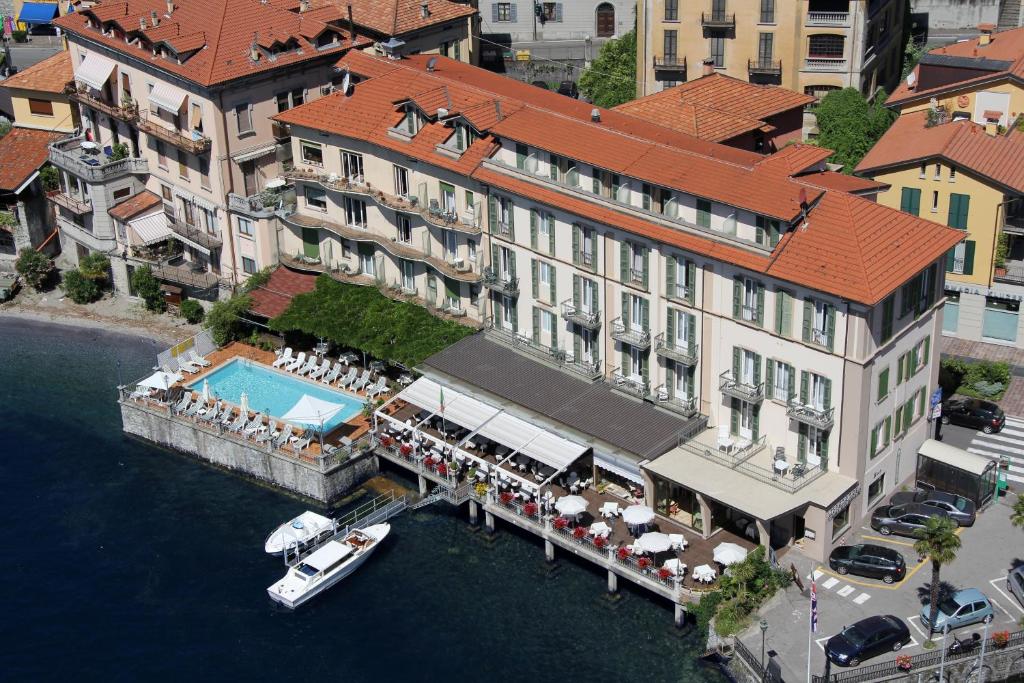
[0,318,723,682]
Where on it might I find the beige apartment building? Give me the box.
[270,51,961,562]
[636,0,905,102]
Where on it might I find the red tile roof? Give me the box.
[108,190,163,220]
[0,51,73,94]
[269,0,474,37]
[55,0,371,88]
[0,127,61,192]
[613,74,814,143]
[754,144,833,176]
[795,171,890,195]
[856,110,1024,192]
[249,266,318,318]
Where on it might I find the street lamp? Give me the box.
[760,618,769,671]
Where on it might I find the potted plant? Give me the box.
[436,462,448,477]
[474,482,488,498]
[895,655,912,671]
[523,501,538,517]
[553,516,569,530]
[499,491,515,505]
[594,535,607,549]
[658,567,672,581]
[992,630,1010,648]
[572,526,586,539]
[399,443,412,457]
[638,557,652,571]
[616,546,630,560]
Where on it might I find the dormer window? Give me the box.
[402,105,421,135]
[316,32,338,48]
[449,123,470,152]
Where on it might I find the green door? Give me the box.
[302,228,320,259]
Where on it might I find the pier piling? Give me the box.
[468,500,478,525]
[607,570,618,594]
[484,510,495,534]
[417,474,428,496]
[545,539,555,562]
[673,603,686,628]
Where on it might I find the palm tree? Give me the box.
[1012,496,1024,530]
[914,516,961,638]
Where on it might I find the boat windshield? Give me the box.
[296,563,318,578]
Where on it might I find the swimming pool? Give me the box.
[189,358,365,431]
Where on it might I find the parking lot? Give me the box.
[740,423,1023,681]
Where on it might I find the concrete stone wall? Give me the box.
[120,400,378,504]
[910,0,1000,31]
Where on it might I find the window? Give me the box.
[934,162,941,180]
[242,256,257,274]
[930,190,939,213]
[664,0,678,20]
[450,123,468,152]
[495,2,512,21]
[400,259,416,292]
[177,149,189,179]
[756,216,781,247]
[770,360,793,401]
[237,216,254,237]
[901,267,936,318]
[696,199,711,228]
[948,240,975,275]
[300,141,324,166]
[809,34,844,58]
[803,299,835,349]
[919,162,927,179]
[342,150,363,182]
[235,103,253,134]
[900,188,921,216]
[947,193,970,229]
[275,88,304,113]
[949,166,956,182]
[161,184,173,202]
[396,215,412,243]
[664,30,678,60]
[869,416,891,457]
[393,165,410,198]
[344,197,367,228]
[756,33,774,67]
[112,187,132,202]
[541,2,560,22]
[28,98,53,116]
[759,0,774,23]
[831,502,850,539]
[305,186,327,211]
[156,140,168,170]
[709,36,725,67]
[536,210,553,253]
[400,105,421,135]
[468,239,477,263]
[867,474,886,504]
[190,102,203,133]
[199,157,210,189]
[733,276,763,325]
[877,367,889,401]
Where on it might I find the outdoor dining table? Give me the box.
[339,352,359,365]
[589,521,611,538]
[398,373,415,386]
[494,445,510,458]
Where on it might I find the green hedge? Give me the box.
[940,358,1011,401]
[269,275,474,368]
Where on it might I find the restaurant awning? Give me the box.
[18,2,59,24]
[127,211,172,247]
[148,82,187,114]
[75,53,116,91]
[397,376,499,433]
[594,452,645,485]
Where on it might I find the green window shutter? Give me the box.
[823,378,831,409]
[894,406,903,435]
[904,400,914,428]
[492,294,502,323]
[732,277,742,318]
[798,423,807,461]
[752,352,761,386]
[922,336,930,367]
[621,292,629,330]
[550,312,558,350]
[826,304,836,351]
[508,251,516,279]
[732,346,741,378]
[573,328,581,360]
[641,298,650,330]
[751,404,760,440]
[697,199,711,228]
[946,247,956,273]
[572,224,581,265]
[878,367,889,401]
[572,274,581,307]
[549,154,558,180]
[488,195,497,232]
[490,243,499,274]
[549,264,556,303]
[820,433,829,470]
[799,370,808,404]
[592,170,600,194]
[642,248,649,289]
[755,282,765,326]
[665,255,676,295]
[590,231,598,270]
[686,313,695,352]
[782,291,792,337]
[947,193,960,227]
[641,351,650,385]
[531,259,539,299]
[620,242,629,282]
[532,307,541,343]
[925,264,937,309]
[510,299,518,333]
[516,143,526,170]
[958,194,970,228]
[666,308,676,343]
[883,416,891,445]
[591,279,599,313]
[765,359,774,398]
[870,426,877,457]
[507,199,515,239]
[548,215,556,254]
[775,290,786,335]
[896,352,905,384]
[881,296,894,342]
[802,298,813,342]
[685,261,696,305]
[909,345,918,376]
[755,216,765,245]
[642,183,652,210]
[900,187,921,216]
[769,220,781,247]
[530,209,538,249]
[730,398,740,435]
[963,240,975,275]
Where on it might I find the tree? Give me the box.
[902,37,925,80]
[131,265,166,312]
[14,248,54,290]
[913,516,961,638]
[814,88,897,173]
[179,299,205,324]
[78,253,110,284]
[579,30,636,109]
[1012,496,1024,530]
[0,119,11,139]
[61,269,101,304]
[204,294,252,346]
[39,165,59,191]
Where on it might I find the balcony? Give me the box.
[786,400,835,430]
[748,59,782,77]
[654,333,698,366]
[995,261,1024,285]
[166,216,222,254]
[136,109,211,155]
[718,370,764,404]
[67,88,138,124]
[807,11,849,25]
[482,267,520,297]
[652,387,699,417]
[151,262,223,291]
[701,11,735,29]
[804,57,847,71]
[48,136,149,183]
[46,190,92,215]
[484,319,603,381]
[560,299,601,331]
[611,369,649,399]
[1004,213,1024,236]
[653,55,687,74]
[610,317,651,349]
[228,191,285,219]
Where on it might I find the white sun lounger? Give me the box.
[352,370,372,392]
[285,352,307,373]
[292,434,312,452]
[296,356,318,376]
[365,377,388,399]
[273,424,294,448]
[189,350,212,367]
[256,421,277,444]
[229,411,250,433]
[336,367,357,388]
[272,347,293,368]
[322,362,342,384]
[244,413,266,436]
[201,401,224,422]
[308,359,331,380]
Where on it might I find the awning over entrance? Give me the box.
[75,53,116,91]
[128,211,172,247]
[148,82,187,114]
[18,2,59,24]
[595,452,645,486]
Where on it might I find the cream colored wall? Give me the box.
[896,77,1024,123]
[8,90,77,133]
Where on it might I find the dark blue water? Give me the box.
[0,319,722,682]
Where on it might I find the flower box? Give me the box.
[379,435,392,448]
[523,502,538,517]
[993,630,1010,648]
[499,491,515,505]
[553,517,569,530]
[616,546,630,560]
[572,526,587,539]
[895,655,912,671]
[658,567,672,581]
[594,535,608,549]
[399,444,412,456]
[637,557,652,571]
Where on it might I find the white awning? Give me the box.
[918,439,995,476]
[75,53,116,91]
[148,81,187,114]
[127,211,172,247]
[281,394,346,428]
[397,377,499,433]
[231,142,278,164]
[594,452,645,485]
[303,540,352,571]
[138,370,181,389]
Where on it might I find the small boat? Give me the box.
[267,524,390,609]
[264,511,335,555]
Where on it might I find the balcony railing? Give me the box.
[995,263,1024,285]
[804,57,847,71]
[719,370,764,404]
[806,11,850,25]
[46,190,93,215]
[482,267,520,296]
[610,317,651,349]
[67,88,138,123]
[701,11,735,28]
[654,333,698,366]
[484,318,603,381]
[1004,214,1024,236]
[560,299,601,330]
[748,59,782,76]
[136,109,211,155]
[786,400,835,430]
[228,192,278,219]
[611,369,649,399]
[167,216,222,253]
[48,136,149,182]
[653,55,687,71]
[653,387,698,417]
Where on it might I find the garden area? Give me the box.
[691,547,791,637]
[940,358,1012,401]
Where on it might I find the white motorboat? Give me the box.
[267,524,390,609]
[264,511,335,555]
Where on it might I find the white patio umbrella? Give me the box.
[621,505,655,526]
[636,532,671,554]
[713,542,748,566]
[201,379,210,403]
[239,391,249,415]
[138,370,180,390]
[693,564,717,582]
[554,495,588,517]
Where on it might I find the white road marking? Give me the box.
[907,615,930,640]
[815,636,829,651]
[989,597,1018,623]
[822,577,840,590]
[837,585,855,597]
[853,593,871,605]
[989,577,1024,615]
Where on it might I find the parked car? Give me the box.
[920,588,994,632]
[889,490,976,526]
[530,80,549,89]
[870,502,956,537]
[825,615,911,667]
[1008,566,1024,608]
[557,80,579,98]
[942,398,1005,434]
[828,544,906,584]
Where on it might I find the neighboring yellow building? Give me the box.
[635,0,905,101]
[856,110,1024,347]
[0,51,76,133]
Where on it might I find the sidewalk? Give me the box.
[941,336,1024,416]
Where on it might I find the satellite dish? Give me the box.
[340,70,351,96]
[426,56,438,72]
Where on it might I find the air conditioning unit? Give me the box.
[320,85,334,96]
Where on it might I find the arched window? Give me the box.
[596,3,615,38]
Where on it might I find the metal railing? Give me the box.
[560,299,601,330]
[733,638,768,679]
[701,11,735,27]
[166,216,222,252]
[484,318,603,380]
[228,192,278,218]
[610,317,651,349]
[68,89,137,122]
[482,267,520,296]
[806,11,850,25]
[786,399,835,430]
[136,109,211,154]
[719,370,764,404]
[748,58,782,75]
[653,55,687,70]
[611,368,649,399]
[653,387,698,417]
[48,136,149,182]
[805,57,847,71]
[46,190,92,214]
[654,333,698,366]
[285,490,407,567]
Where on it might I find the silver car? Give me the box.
[1009,566,1024,608]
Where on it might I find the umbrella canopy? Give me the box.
[554,495,588,517]
[239,391,249,415]
[713,542,748,566]
[138,370,180,389]
[281,394,345,428]
[693,564,717,581]
[636,532,671,553]
[621,505,655,525]
[201,379,210,403]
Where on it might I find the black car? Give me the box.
[942,398,1005,433]
[870,502,956,537]
[889,489,976,526]
[829,544,906,584]
[826,615,911,667]
[557,80,579,98]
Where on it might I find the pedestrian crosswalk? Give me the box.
[966,416,1024,484]
[809,569,871,605]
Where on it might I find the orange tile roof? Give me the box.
[270,0,474,37]
[888,26,1024,106]
[614,74,814,143]
[795,171,889,195]
[108,190,163,220]
[249,266,318,318]
[856,110,1024,193]
[754,144,833,176]
[55,0,372,88]
[0,51,73,94]
[0,127,61,192]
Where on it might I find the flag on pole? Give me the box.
[439,386,445,415]
[810,580,818,633]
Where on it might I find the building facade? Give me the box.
[272,51,961,562]
[636,0,905,102]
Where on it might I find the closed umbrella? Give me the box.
[636,532,671,553]
[713,542,748,566]
[239,391,249,415]
[621,505,655,525]
[554,495,588,517]
[201,379,210,403]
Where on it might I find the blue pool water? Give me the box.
[189,358,364,431]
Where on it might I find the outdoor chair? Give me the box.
[244,413,266,437]
[296,357,318,376]
[293,434,312,452]
[273,424,294,448]
[201,401,223,422]
[309,360,331,380]
[336,367,357,388]
[716,424,734,453]
[189,350,212,368]
[173,394,192,413]
[257,421,277,444]
[272,348,293,368]
[352,370,372,392]
[285,352,307,373]
[322,362,342,384]
[366,378,388,399]
[229,411,251,434]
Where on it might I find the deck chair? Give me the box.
[244,413,266,437]
[292,433,312,452]
[366,378,388,399]
[309,359,331,380]
[256,421,277,444]
[176,357,201,374]
[296,356,318,376]
[201,401,223,422]
[188,350,212,368]
[273,424,294,448]
[285,352,307,373]
[173,393,192,413]
[336,367,357,388]
[229,411,250,433]
[352,369,372,392]
[272,347,293,368]
[322,362,342,385]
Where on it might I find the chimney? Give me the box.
[702,58,714,76]
[978,23,995,46]
[299,0,309,11]
[985,121,998,136]
[590,108,601,123]
[347,4,355,46]
[166,0,174,16]
[251,33,260,61]
[150,10,159,26]
[420,1,430,18]
[140,17,147,30]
